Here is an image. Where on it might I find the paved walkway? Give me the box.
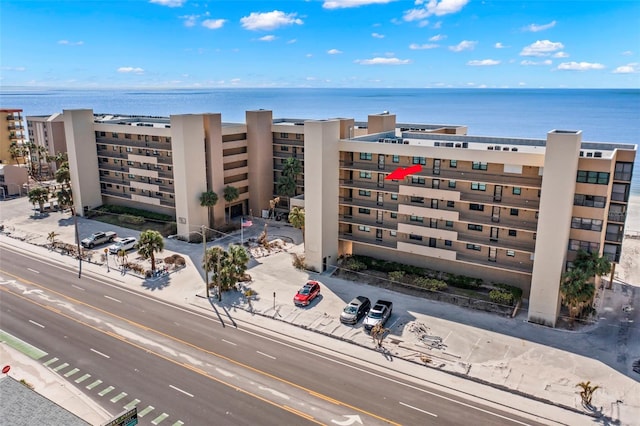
[1,197,639,425]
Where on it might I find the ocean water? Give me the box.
[1,88,639,192]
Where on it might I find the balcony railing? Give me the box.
[338,215,397,231]
[460,191,540,210]
[339,179,400,193]
[96,137,170,151]
[339,197,399,212]
[338,232,397,249]
[458,210,538,231]
[456,230,536,253]
[605,232,623,243]
[457,252,533,274]
[608,212,627,222]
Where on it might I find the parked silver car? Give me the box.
[340,296,371,325]
[108,237,137,254]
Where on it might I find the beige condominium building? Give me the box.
[26,113,68,175]
[0,108,26,165]
[62,109,635,327]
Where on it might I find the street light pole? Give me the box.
[202,225,209,298]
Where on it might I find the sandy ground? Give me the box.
[616,195,640,284]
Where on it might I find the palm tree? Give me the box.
[203,246,226,299]
[56,161,71,185]
[227,244,249,284]
[199,190,218,230]
[28,187,49,213]
[573,249,611,277]
[560,269,594,322]
[288,207,305,247]
[136,230,165,273]
[54,152,68,169]
[223,185,240,223]
[8,142,23,165]
[276,157,302,210]
[576,381,599,407]
[47,231,59,249]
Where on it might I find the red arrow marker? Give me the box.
[385,164,422,180]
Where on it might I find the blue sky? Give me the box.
[1,0,639,88]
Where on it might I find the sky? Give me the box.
[1,0,639,89]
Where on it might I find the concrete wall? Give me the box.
[63,109,102,216]
[528,130,583,327]
[305,120,340,272]
[368,113,396,134]
[203,114,225,228]
[246,110,274,219]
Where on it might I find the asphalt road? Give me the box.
[0,245,552,425]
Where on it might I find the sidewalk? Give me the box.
[1,198,639,425]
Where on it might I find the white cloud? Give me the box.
[372,32,385,39]
[355,57,411,65]
[405,0,469,21]
[259,35,276,42]
[202,19,226,29]
[323,0,394,9]
[523,20,557,32]
[494,42,508,49]
[287,39,297,44]
[612,63,639,74]
[520,40,564,57]
[306,53,313,57]
[240,10,303,31]
[181,15,198,27]
[409,43,439,50]
[520,59,552,66]
[327,49,343,54]
[429,34,446,41]
[467,59,500,66]
[621,50,633,56]
[1,66,26,71]
[117,67,145,74]
[557,61,605,71]
[449,40,477,52]
[552,51,568,58]
[58,40,84,46]
[149,0,185,7]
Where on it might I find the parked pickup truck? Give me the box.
[363,299,393,331]
[81,231,117,248]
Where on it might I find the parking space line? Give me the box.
[52,362,69,372]
[75,374,91,383]
[110,392,127,403]
[138,406,155,417]
[98,385,115,396]
[124,398,141,410]
[171,421,184,426]
[151,413,169,424]
[86,379,103,390]
[64,368,80,377]
[43,357,58,366]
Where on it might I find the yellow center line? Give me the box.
[1,269,402,425]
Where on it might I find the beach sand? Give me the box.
[617,194,640,284]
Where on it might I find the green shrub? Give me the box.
[96,204,173,222]
[342,256,368,272]
[447,274,483,289]
[413,276,448,291]
[118,214,145,225]
[494,283,523,300]
[489,288,515,306]
[388,271,406,282]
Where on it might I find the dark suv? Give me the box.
[340,296,371,325]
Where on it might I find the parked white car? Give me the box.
[108,237,137,254]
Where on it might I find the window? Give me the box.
[100,131,106,137]
[448,180,456,188]
[280,132,289,138]
[466,244,481,251]
[468,224,483,231]
[576,170,610,185]
[392,155,400,163]
[449,160,457,168]
[574,194,606,208]
[568,239,599,253]
[512,187,521,195]
[506,250,515,257]
[411,176,425,185]
[447,201,455,208]
[359,153,372,161]
[358,208,371,214]
[391,193,398,200]
[296,133,302,140]
[471,182,486,191]
[359,171,372,179]
[390,231,397,237]
[358,225,370,232]
[472,162,488,170]
[412,156,426,165]
[614,162,633,181]
[469,203,484,211]
[410,196,424,204]
[410,215,424,223]
[128,174,135,178]
[409,234,423,241]
[445,240,452,247]
[126,147,133,152]
[445,221,454,228]
[429,238,437,248]
[151,136,159,142]
[510,208,519,216]
[429,218,438,228]
[508,230,517,237]
[166,137,171,143]
[280,146,289,151]
[571,217,603,231]
[390,212,398,219]
[111,132,118,138]
[358,190,371,197]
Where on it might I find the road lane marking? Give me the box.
[98,385,115,396]
[171,421,184,426]
[283,405,315,422]
[64,368,80,377]
[169,384,194,398]
[257,351,276,359]
[138,406,155,417]
[110,392,127,403]
[43,357,59,366]
[52,362,69,372]
[222,339,237,345]
[72,284,85,291]
[104,295,122,303]
[0,329,48,360]
[75,374,91,383]
[399,401,438,417]
[124,399,141,410]
[151,413,169,425]
[27,268,39,274]
[86,379,103,390]
[29,320,45,328]
[91,348,110,358]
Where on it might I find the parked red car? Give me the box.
[293,280,321,306]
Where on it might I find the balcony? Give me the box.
[398,204,459,222]
[397,223,458,241]
[96,136,170,151]
[460,191,539,210]
[340,179,400,193]
[605,232,623,243]
[339,197,399,212]
[614,172,632,182]
[8,124,24,130]
[608,211,627,223]
[397,241,457,260]
[456,230,536,253]
[102,188,132,200]
[339,232,397,249]
[457,252,533,274]
[458,210,538,232]
[399,185,460,202]
[338,215,397,231]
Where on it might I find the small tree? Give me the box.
[576,381,599,407]
[136,230,165,273]
[288,207,305,247]
[28,187,49,213]
[370,323,389,349]
[223,185,240,223]
[47,231,59,249]
[200,191,218,229]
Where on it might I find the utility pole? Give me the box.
[217,253,222,302]
[203,225,209,298]
[74,207,82,279]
